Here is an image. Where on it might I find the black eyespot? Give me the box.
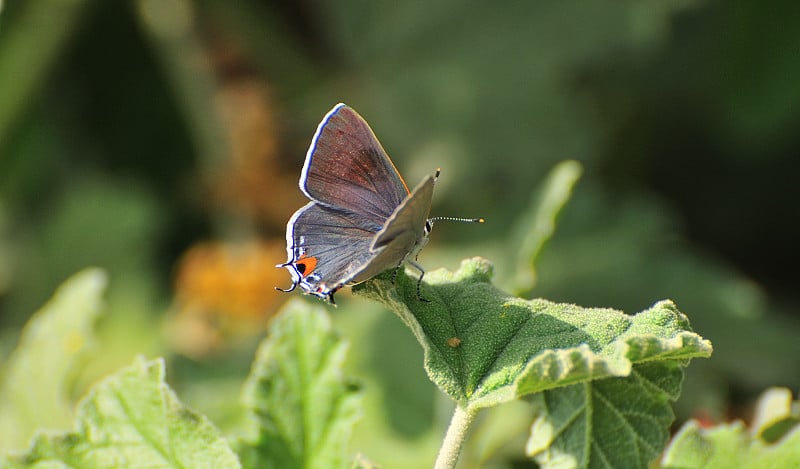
[296,263,306,274]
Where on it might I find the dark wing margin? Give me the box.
[299,104,410,223]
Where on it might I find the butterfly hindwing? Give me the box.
[301,104,410,223]
[284,202,381,297]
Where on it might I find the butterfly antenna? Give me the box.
[428,216,485,225]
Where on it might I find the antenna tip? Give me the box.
[477,218,485,223]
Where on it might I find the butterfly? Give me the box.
[277,103,481,304]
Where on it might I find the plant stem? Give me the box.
[434,405,479,469]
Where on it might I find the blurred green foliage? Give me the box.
[0,269,105,451]
[1,0,799,467]
[662,388,800,468]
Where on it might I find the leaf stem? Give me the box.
[434,405,479,469]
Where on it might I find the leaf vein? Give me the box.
[473,313,534,394]
[111,386,185,469]
[593,385,659,462]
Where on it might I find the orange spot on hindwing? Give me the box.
[295,255,318,277]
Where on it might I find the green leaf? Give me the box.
[661,388,800,468]
[513,160,583,294]
[358,258,711,468]
[236,299,362,469]
[750,387,800,443]
[3,357,240,468]
[0,268,107,452]
[355,257,711,411]
[526,361,681,468]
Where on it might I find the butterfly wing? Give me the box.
[349,174,436,284]
[300,104,409,223]
[372,174,435,249]
[281,202,382,299]
[281,104,433,302]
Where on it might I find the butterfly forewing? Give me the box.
[351,175,436,284]
[301,104,409,223]
[372,175,434,249]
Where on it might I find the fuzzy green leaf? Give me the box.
[236,299,362,469]
[3,357,240,468]
[355,257,711,411]
[661,388,800,468]
[0,268,107,452]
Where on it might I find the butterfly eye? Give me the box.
[424,220,432,235]
[295,256,318,277]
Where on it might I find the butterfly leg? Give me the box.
[407,260,430,302]
[391,263,403,284]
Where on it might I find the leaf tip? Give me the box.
[455,257,494,283]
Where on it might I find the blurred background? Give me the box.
[1,0,799,466]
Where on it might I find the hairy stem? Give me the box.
[434,405,479,469]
